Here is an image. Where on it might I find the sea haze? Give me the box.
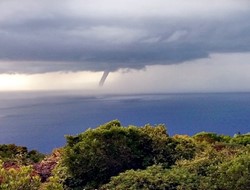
[0,92,249,153]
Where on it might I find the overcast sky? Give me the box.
[0,0,250,93]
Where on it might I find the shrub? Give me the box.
[193,132,223,143]
[101,164,199,190]
[216,153,250,190]
[0,160,41,190]
[0,144,44,164]
[230,133,250,145]
[62,120,173,189]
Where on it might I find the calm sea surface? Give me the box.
[0,92,249,153]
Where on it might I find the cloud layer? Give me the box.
[1,0,250,73]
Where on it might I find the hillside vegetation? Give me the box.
[0,120,249,190]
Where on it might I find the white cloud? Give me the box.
[66,0,250,19]
[1,0,248,24]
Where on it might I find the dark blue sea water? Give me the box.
[0,92,249,153]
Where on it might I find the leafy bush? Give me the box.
[193,132,224,143]
[0,144,44,164]
[102,142,250,190]
[216,153,250,190]
[230,133,250,145]
[101,164,199,190]
[40,149,68,190]
[39,176,64,190]
[0,121,249,189]
[0,160,41,190]
[62,120,175,189]
[172,135,197,161]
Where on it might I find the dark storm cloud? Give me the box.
[0,0,250,73]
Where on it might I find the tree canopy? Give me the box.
[0,120,249,190]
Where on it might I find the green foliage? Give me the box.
[0,120,249,189]
[140,124,176,166]
[230,133,250,145]
[40,176,64,190]
[98,119,121,129]
[27,150,45,163]
[0,160,41,190]
[0,144,27,158]
[103,131,250,190]
[172,135,197,161]
[62,120,175,189]
[193,132,224,143]
[101,164,199,190]
[46,149,69,190]
[216,153,250,190]
[219,134,232,143]
[0,144,45,164]
[173,145,250,190]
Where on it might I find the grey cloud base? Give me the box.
[0,0,250,74]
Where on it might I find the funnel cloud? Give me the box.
[99,71,110,86]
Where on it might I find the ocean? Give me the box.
[0,92,249,153]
